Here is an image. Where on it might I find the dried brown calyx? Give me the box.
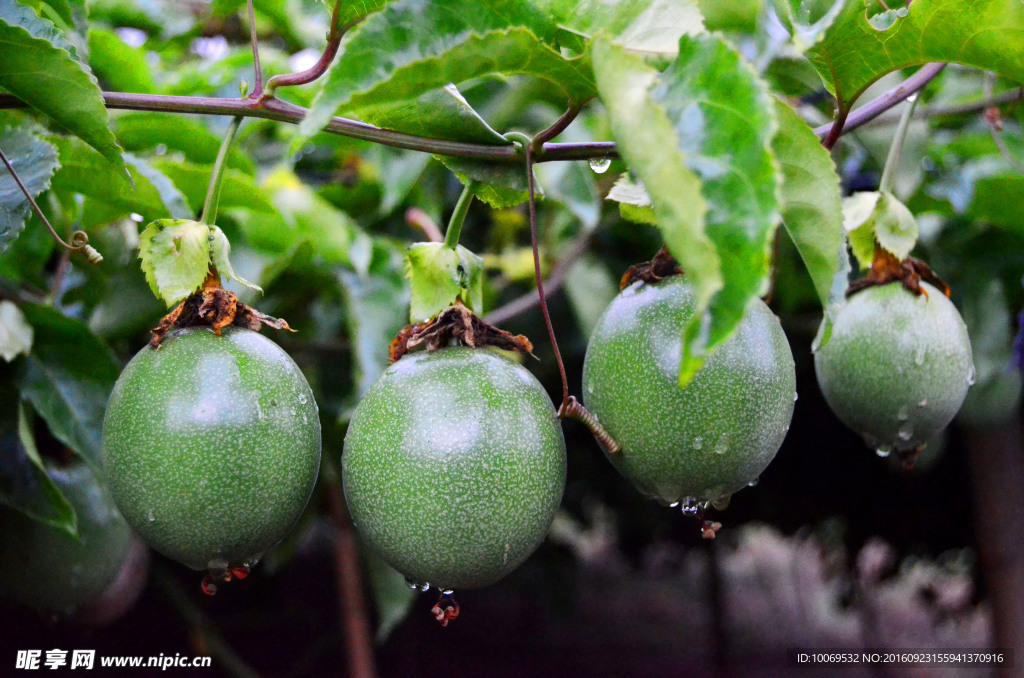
[150,273,294,348]
[619,246,683,290]
[846,248,950,299]
[388,299,534,363]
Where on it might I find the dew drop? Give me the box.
[154,143,168,156]
[693,436,703,450]
[442,589,454,596]
[793,391,799,402]
[680,496,700,516]
[589,157,611,174]
[897,405,909,421]
[420,582,431,593]
[914,346,926,366]
[897,422,914,442]
[298,393,307,404]
[748,477,760,488]
[669,501,680,508]
[713,436,728,455]
[918,399,928,408]
[405,578,419,590]
[147,509,155,523]
[967,365,977,386]
[875,445,892,458]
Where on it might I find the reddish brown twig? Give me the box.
[261,0,357,98]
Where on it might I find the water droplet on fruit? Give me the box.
[290,407,296,416]
[914,346,926,366]
[748,477,760,487]
[793,391,799,402]
[713,436,729,455]
[897,405,909,421]
[420,582,431,592]
[298,394,307,404]
[147,509,155,523]
[967,365,976,386]
[256,402,265,421]
[405,578,420,590]
[897,422,914,441]
[693,436,703,450]
[680,496,700,516]
[918,399,928,408]
[875,445,892,458]
[589,157,611,174]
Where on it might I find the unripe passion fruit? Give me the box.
[0,461,132,616]
[342,347,566,591]
[582,276,796,506]
[102,327,321,574]
[814,282,974,454]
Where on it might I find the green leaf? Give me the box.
[807,0,1024,114]
[536,0,705,54]
[606,173,658,226]
[843,192,880,270]
[0,127,59,250]
[361,547,416,644]
[152,160,276,214]
[870,192,918,260]
[593,41,717,368]
[49,137,185,222]
[0,300,33,362]
[771,0,846,52]
[697,0,762,33]
[233,168,363,269]
[302,0,594,137]
[405,242,484,322]
[138,218,214,306]
[439,157,530,209]
[8,402,78,535]
[209,226,263,295]
[0,1,124,170]
[16,303,120,469]
[355,84,508,144]
[338,245,410,400]
[87,28,156,93]
[596,34,781,385]
[771,99,848,339]
[114,113,254,174]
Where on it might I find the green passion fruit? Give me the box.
[102,327,321,583]
[814,281,974,455]
[582,276,796,507]
[0,461,132,616]
[342,347,566,593]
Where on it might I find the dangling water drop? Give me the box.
[420,582,431,592]
[748,477,760,488]
[589,157,611,174]
[693,436,704,450]
[897,422,914,442]
[405,577,420,590]
[967,365,977,386]
[875,445,892,458]
[680,496,700,517]
[918,399,928,408]
[669,501,680,508]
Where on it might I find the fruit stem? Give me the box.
[878,93,920,195]
[443,180,478,250]
[199,116,243,226]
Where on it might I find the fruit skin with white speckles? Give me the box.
[814,281,974,452]
[342,347,566,590]
[102,327,321,572]
[0,461,132,615]
[582,276,796,506]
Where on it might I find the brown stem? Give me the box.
[2,91,620,163]
[324,476,377,678]
[524,143,570,406]
[815,63,947,144]
[246,0,262,96]
[263,0,356,97]
[964,415,1024,677]
[0,145,101,263]
[531,101,584,152]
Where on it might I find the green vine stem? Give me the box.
[443,180,478,249]
[199,116,243,226]
[878,93,920,195]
